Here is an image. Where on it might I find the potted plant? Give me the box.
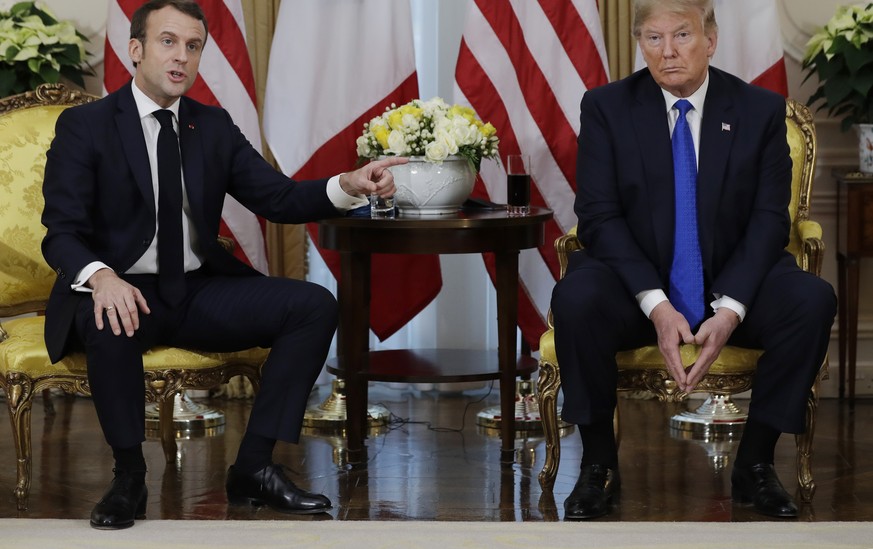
[802,2,873,173]
[0,1,93,98]
[356,97,500,214]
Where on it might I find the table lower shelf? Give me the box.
[325,348,538,383]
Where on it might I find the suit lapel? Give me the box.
[632,76,675,276]
[697,69,736,273]
[115,82,155,218]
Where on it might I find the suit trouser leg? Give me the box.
[76,272,338,449]
[729,259,836,434]
[551,253,656,427]
[169,274,338,444]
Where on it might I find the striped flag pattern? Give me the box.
[262,0,442,341]
[104,0,269,274]
[454,0,610,350]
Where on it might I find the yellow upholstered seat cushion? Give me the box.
[539,329,760,376]
[0,316,269,379]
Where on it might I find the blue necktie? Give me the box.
[153,109,185,306]
[669,99,704,327]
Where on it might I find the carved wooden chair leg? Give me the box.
[159,394,178,464]
[795,380,819,503]
[5,378,34,510]
[537,359,561,488]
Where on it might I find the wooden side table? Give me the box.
[836,171,873,403]
[318,208,553,462]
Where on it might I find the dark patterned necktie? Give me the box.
[152,109,185,306]
[669,99,704,327]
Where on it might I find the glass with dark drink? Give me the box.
[506,154,530,216]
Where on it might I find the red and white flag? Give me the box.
[634,0,788,96]
[104,0,269,273]
[263,0,441,340]
[454,0,610,349]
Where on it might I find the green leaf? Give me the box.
[852,69,873,97]
[0,67,16,97]
[844,44,873,74]
[38,63,59,83]
[823,72,855,106]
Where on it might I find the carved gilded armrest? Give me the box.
[796,219,824,277]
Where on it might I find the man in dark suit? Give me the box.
[551,0,835,520]
[41,0,404,530]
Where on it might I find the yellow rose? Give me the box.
[372,126,390,149]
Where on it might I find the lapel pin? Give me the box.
[188,123,195,130]
[721,122,731,132]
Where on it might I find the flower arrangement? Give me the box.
[802,3,873,132]
[356,97,499,172]
[0,1,92,98]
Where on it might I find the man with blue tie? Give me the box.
[40,0,404,530]
[551,0,835,520]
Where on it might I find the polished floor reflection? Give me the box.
[1,384,871,522]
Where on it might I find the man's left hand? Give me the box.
[339,157,409,198]
[685,308,741,391]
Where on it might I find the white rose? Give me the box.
[425,140,449,162]
[451,119,479,146]
[386,129,408,155]
[434,129,459,155]
[356,135,371,157]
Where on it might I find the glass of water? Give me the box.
[369,193,396,219]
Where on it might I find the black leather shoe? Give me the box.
[731,463,798,518]
[226,464,331,514]
[90,470,147,530]
[564,464,620,520]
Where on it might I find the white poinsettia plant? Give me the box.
[802,2,873,131]
[0,1,92,97]
[356,97,499,172]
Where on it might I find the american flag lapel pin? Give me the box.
[188,123,195,130]
[722,122,731,132]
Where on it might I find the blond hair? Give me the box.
[632,0,718,38]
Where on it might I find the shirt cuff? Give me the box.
[72,262,112,292]
[327,174,368,212]
[711,294,747,322]
[636,289,668,318]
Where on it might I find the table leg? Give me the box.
[837,253,847,400]
[494,250,519,462]
[847,256,860,405]
[339,251,371,462]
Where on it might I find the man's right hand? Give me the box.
[649,300,695,391]
[87,268,150,337]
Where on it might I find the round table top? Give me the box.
[317,207,553,254]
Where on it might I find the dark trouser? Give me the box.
[551,252,836,435]
[74,269,338,449]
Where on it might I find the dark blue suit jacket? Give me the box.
[41,81,341,362]
[574,66,793,309]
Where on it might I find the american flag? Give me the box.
[262,0,442,341]
[454,0,610,350]
[104,0,269,274]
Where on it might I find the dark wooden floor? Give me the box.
[1,384,871,522]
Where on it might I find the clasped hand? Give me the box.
[650,302,740,393]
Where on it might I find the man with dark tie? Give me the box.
[40,0,404,530]
[551,0,835,520]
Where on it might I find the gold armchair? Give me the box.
[536,98,826,502]
[0,84,267,511]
